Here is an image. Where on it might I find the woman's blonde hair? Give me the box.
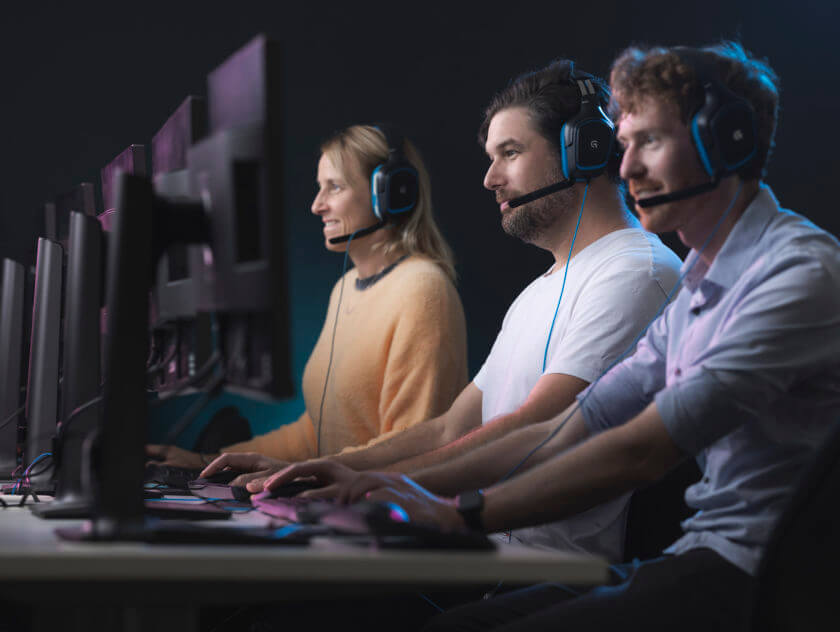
[320,125,456,283]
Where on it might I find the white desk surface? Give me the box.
[0,498,608,587]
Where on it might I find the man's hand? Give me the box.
[259,460,403,502]
[146,444,214,470]
[366,476,465,532]
[199,452,289,488]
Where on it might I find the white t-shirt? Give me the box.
[474,227,682,560]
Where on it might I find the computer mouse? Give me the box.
[196,469,243,485]
[266,479,323,498]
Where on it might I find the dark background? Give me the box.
[1,1,837,419]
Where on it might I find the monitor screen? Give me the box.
[52,183,96,247]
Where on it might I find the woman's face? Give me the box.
[311,153,374,252]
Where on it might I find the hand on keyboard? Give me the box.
[259,460,403,504]
[199,452,289,489]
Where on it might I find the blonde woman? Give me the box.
[148,125,468,472]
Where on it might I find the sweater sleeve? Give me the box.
[222,409,318,461]
[339,268,468,453]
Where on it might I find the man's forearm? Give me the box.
[329,414,451,471]
[390,373,590,478]
[413,407,590,496]
[481,404,684,532]
[382,410,528,474]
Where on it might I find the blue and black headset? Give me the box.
[674,47,758,180]
[559,64,616,181]
[637,48,759,209]
[328,124,419,245]
[370,124,419,220]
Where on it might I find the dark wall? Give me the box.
[1,1,838,393]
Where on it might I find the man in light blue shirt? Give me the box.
[296,43,840,631]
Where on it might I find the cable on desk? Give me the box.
[11,452,53,495]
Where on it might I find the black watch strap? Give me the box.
[456,489,485,532]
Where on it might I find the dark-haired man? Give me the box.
[350,42,840,632]
[205,60,681,561]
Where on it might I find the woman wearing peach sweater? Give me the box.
[148,125,467,468]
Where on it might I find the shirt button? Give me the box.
[703,477,710,483]
[674,368,682,376]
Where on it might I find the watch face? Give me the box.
[457,489,482,512]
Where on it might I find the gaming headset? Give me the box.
[370,124,419,220]
[559,64,616,181]
[636,48,759,209]
[508,64,615,209]
[674,47,758,179]
[328,124,419,244]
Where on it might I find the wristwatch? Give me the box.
[455,489,485,532]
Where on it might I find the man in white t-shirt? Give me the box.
[204,59,681,560]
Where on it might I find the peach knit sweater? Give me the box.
[224,256,468,460]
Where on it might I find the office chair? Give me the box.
[623,458,701,562]
[751,420,840,631]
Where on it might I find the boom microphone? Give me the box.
[328,220,386,244]
[508,179,577,208]
[634,177,720,208]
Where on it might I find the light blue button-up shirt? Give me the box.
[580,186,840,575]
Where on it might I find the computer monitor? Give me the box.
[23,238,63,492]
[99,145,146,368]
[0,259,26,478]
[199,34,290,397]
[51,183,96,247]
[150,96,212,390]
[31,147,145,513]
[31,212,104,518]
[101,145,147,213]
[66,34,291,539]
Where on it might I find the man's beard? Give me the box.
[501,171,575,244]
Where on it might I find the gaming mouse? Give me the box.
[194,469,243,485]
[266,479,324,498]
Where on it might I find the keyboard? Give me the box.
[144,464,202,490]
[144,464,242,490]
[251,491,334,523]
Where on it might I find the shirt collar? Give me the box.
[680,184,779,293]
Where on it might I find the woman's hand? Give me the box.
[199,452,289,488]
[145,444,215,470]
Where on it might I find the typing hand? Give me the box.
[200,452,288,488]
[146,444,213,470]
[366,476,465,532]
[260,460,403,503]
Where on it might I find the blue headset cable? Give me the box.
[503,181,744,482]
[542,181,589,372]
[316,232,358,457]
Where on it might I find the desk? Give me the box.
[0,500,608,632]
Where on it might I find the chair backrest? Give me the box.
[751,421,840,631]
[623,458,701,562]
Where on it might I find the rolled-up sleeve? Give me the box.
[657,253,840,455]
[580,304,671,434]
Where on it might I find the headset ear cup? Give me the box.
[690,83,758,179]
[709,100,757,174]
[560,78,615,181]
